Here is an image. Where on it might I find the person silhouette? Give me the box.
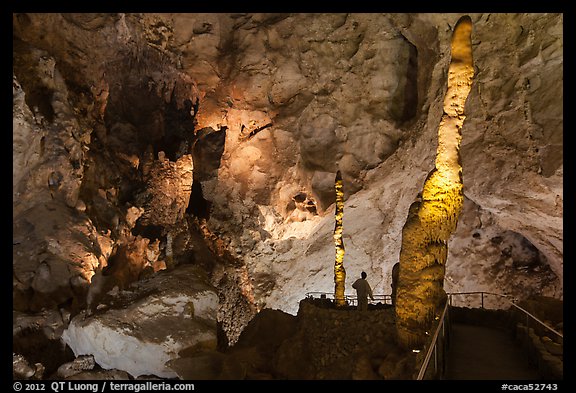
[352,271,374,311]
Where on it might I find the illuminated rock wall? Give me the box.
[13,13,562,341]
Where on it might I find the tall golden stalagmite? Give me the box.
[395,16,474,348]
[334,170,346,307]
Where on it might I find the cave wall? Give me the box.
[13,13,562,322]
[207,13,563,313]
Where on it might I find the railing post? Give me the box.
[445,316,448,368]
[434,344,438,377]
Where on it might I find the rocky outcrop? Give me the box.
[13,353,44,380]
[13,201,111,312]
[12,43,108,313]
[13,309,75,379]
[273,300,416,380]
[167,301,416,380]
[445,197,559,297]
[134,153,193,229]
[56,355,96,379]
[62,265,219,378]
[63,369,131,380]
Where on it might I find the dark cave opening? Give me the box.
[187,181,211,221]
[77,61,200,236]
[100,49,198,162]
[186,125,227,221]
[13,329,76,379]
[386,35,419,124]
[131,223,164,242]
[23,85,55,123]
[12,38,56,123]
[156,97,196,162]
[400,39,418,122]
[192,126,227,181]
[103,80,164,157]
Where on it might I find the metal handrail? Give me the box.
[448,291,563,339]
[448,291,513,308]
[510,302,563,339]
[417,291,563,380]
[305,290,561,379]
[305,291,392,305]
[416,299,450,380]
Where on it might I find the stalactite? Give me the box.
[333,170,346,307]
[395,16,474,349]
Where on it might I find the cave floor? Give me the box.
[445,324,540,380]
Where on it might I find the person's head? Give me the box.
[361,271,367,279]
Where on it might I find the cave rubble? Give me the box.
[61,265,219,379]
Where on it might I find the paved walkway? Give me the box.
[445,324,540,380]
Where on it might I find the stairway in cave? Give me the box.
[445,323,540,380]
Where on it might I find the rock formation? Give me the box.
[13,13,562,378]
[395,16,474,349]
[62,265,218,378]
[333,170,346,306]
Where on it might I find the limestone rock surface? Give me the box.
[13,12,562,345]
[62,265,219,378]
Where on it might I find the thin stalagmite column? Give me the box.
[334,170,346,307]
[395,16,474,348]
